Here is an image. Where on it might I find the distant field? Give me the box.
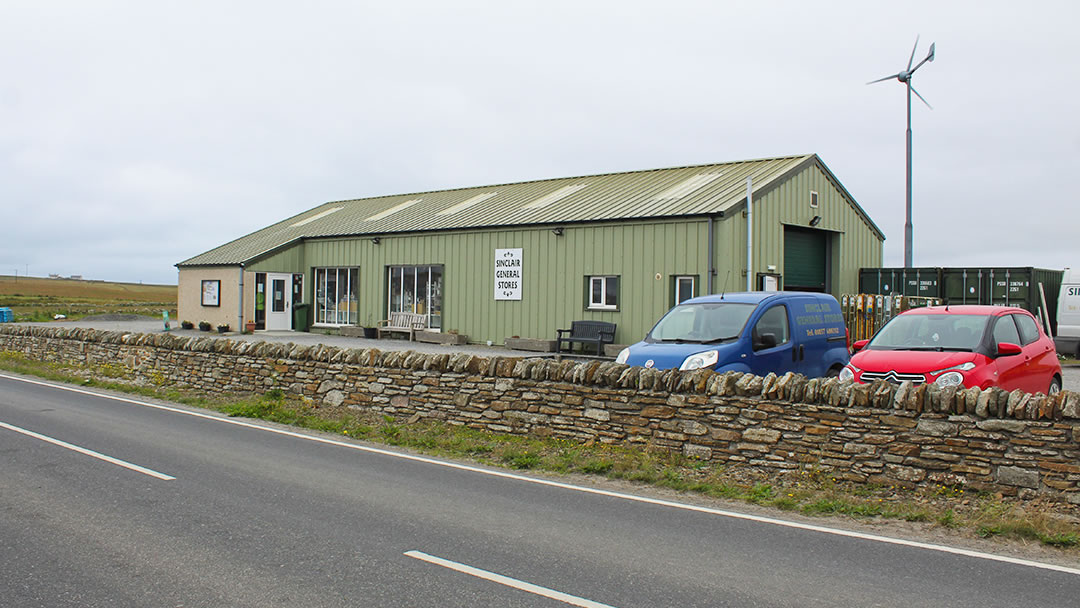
[0,275,177,322]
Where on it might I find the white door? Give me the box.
[267,273,292,330]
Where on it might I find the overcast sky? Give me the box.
[2,1,1077,285]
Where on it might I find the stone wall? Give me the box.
[2,325,1078,504]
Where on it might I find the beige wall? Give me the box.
[178,266,245,330]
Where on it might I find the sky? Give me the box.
[2,0,1078,285]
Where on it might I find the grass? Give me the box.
[1,350,1077,554]
[0,275,176,322]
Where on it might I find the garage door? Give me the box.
[784,227,827,292]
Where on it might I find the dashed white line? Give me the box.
[0,419,175,480]
[405,550,616,608]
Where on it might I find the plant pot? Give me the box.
[245,322,257,332]
[363,326,377,339]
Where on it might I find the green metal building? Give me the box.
[177,154,884,346]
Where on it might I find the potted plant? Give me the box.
[362,315,377,338]
[181,320,194,330]
[245,320,257,332]
[217,323,230,334]
[198,321,212,331]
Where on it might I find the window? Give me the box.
[752,305,790,350]
[992,315,1021,345]
[388,265,443,329]
[314,267,359,326]
[587,276,618,310]
[673,275,696,305]
[1013,314,1040,345]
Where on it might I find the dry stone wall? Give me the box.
[2,325,1079,504]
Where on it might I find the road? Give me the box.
[1,374,1077,607]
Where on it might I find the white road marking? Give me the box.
[2,373,1079,576]
[405,550,616,608]
[0,419,175,480]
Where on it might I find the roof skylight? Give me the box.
[290,206,343,227]
[365,199,421,222]
[522,184,588,210]
[652,172,724,200]
[437,192,498,215]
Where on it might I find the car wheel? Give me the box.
[826,366,841,378]
[1048,377,1062,396]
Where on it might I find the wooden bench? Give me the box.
[376,312,428,340]
[556,320,617,355]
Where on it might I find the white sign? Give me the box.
[494,248,523,300]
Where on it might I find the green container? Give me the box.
[292,303,311,332]
[858,267,942,298]
[941,267,1063,332]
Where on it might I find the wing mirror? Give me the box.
[995,342,1022,357]
[754,332,778,350]
[851,339,869,353]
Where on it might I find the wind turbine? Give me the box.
[868,37,935,269]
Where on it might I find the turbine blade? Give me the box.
[911,85,933,109]
[907,35,920,70]
[866,73,900,85]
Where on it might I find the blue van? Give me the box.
[615,292,849,377]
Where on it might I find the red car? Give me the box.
[840,305,1062,395]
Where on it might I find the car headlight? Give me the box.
[615,347,630,365]
[934,371,965,387]
[931,362,976,374]
[838,365,856,382]
[680,349,719,371]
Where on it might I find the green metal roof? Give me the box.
[178,154,883,267]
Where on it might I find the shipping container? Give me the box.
[940,267,1063,333]
[858,267,942,298]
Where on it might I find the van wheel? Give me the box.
[1048,377,1062,396]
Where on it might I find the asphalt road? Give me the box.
[1,373,1077,608]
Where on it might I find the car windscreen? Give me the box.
[647,302,755,343]
[869,313,989,351]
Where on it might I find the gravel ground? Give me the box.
[18,316,1080,392]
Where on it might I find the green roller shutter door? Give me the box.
[784,227,826,292]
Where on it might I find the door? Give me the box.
[267,273,292,330]
[990,314,1028,392]
[783,227,828,292]
[747,304,798,376]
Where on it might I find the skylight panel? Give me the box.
[365,199,421,222]
[437,192,498,215]
[652,172,724,200]
[522,184,588,210]
[290,206,343,227]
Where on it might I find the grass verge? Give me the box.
[1,350,1077,552]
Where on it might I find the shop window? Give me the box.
[387,265,443,329]
[587,276,619,310]
[314,267,359,326]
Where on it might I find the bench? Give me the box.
[556,320,617,355]
[376,312,428,340]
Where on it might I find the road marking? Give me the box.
[0,419,175,481]
[405,550,615,607]
[3,373,1079,576]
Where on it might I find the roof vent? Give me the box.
[365,199,421,222]
[652,172,724,200]
[290,207,343,227]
